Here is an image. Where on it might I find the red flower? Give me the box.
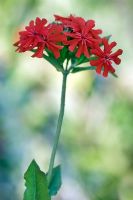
[90,38,123,77]
[55,15,102,58]
[14,17,67,58]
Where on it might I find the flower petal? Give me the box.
[76,42,83,57]
[90,59,101,66]
[32,44,45,58]
[110,49,123,58]
[96,64,103,75]
[68,39,80,51]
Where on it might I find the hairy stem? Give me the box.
[47,71,68,185]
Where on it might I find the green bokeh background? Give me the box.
[0,0,133,199]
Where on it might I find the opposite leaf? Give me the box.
[47,165,62,196]
[23,160,50,200]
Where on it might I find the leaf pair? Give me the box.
[23,160,61,200]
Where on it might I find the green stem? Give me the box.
[47,71,68,185]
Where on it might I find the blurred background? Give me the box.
[0,0,133,199]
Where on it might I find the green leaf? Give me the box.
[71,54,90,66]
[71,55,98,67]
[43,54,63,72]
[31,49,63,72]
[105,35,112,41]
[71,66,118,78]
[47,165,62,196]
[71,66,96,73]
[23,160,50,200]
[57,46,69,64]
[110,72,118,78]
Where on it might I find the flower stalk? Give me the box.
[47,70,68,185]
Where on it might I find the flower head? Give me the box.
[14,17,67,58]
[90,38,123,77]
[55,15,102,58]
[14,15,123,78]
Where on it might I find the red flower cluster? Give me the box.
[14,15,123,77]
[14,17,67,58]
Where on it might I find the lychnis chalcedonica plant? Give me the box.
[14,14,123,200]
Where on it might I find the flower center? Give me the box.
[102,54,111,64]
[75,32,86,40]
[105,55,110,59]
[81,34,86,40]
[40,34,47,41]
[33,31,47,41]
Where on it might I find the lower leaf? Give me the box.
[23,160,50,200]
[47,165,62,196]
